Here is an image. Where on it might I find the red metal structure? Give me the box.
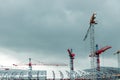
[67,49,75,71]
[67,49,75,80]
[89,45,111,71]
[90,13,97,25]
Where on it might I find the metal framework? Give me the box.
[83,12,97,80]
[67,49,75,80]
[114,50,120,79]
[114,50,120,69]
[0,69,119,80]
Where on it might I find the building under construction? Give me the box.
[0,67,120,80]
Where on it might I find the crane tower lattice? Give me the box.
[83,12,97,80]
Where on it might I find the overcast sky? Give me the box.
[0,0,120,70]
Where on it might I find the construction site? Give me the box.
[0,13,120,80]
[0,57,120,80]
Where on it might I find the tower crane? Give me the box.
[83,12,97,80]
[89,45,111,80]
[13,58,68,67]
[114,50,120,79]
[89,45,111,71]
[114,50,120,69]
[67,49,75,80]
[13,58,68,80]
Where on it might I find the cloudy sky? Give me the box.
[0,0,120,70]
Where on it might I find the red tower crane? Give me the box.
[89,45,111,71]
[13,58,68,80]
[67,49,75,80]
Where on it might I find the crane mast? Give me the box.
[90,23,96,80]
[114,50,120,80]
[114,50,120,69]
[67,49,75,80]
[28,58,32,80]
[83,12,97,80]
